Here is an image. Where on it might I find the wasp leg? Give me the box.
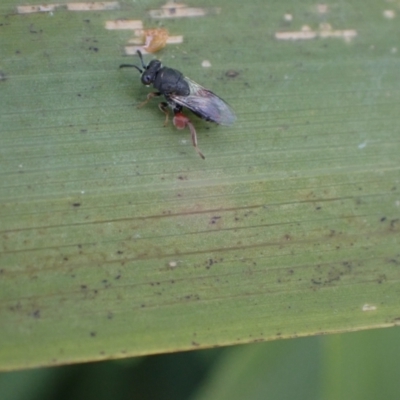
[158,102,170,126]
[187,120,205,160]
[173,112,205,160]
[138,91,161,108]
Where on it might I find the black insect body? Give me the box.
[120,51,236,159]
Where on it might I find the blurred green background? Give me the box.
[2,327,400,400]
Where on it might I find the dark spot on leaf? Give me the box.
[29,24,42,34]
[90,331,96,337]
[206,258,215,269]
[377,274,387,284]
[311,278,322,285]
[9,302,22,312]
[102,280,111,289]
[225,70,239,78]
[72,203,81,207]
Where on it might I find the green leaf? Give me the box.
[1,0,399,370]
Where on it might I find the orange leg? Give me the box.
[173,112,205,160]
[158,102,170,126]
[138,92,160,108]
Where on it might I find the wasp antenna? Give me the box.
[119,64,143,73]
[136,50,147,69]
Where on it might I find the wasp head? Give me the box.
[119,50,162,87]
[140,59,162,86]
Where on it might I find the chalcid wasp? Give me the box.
[120,51,236,159]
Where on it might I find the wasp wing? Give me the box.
[170,78,236,126]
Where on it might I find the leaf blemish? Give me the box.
[225,70,239,78]
[210,216,221,224]
[362,304,377,311]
